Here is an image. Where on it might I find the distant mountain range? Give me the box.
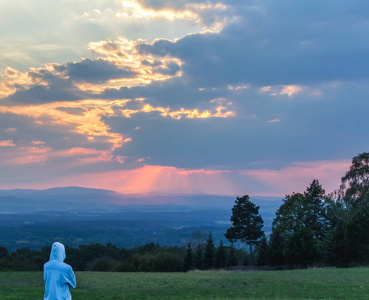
[0,186,283,214]
[0,187,283,251]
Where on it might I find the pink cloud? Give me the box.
[0,140,15,147]
[241,160,351,196]
[4,128,17,133]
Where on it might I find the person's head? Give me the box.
[49,242,66,262]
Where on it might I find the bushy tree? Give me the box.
[152,252,180,272]
[225,195,264,263]
[340,152,369,209]
[272,193,306,239]
[270,180,328,266]
[345,204,369,263]
[283,227,319,267]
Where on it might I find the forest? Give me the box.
[0,152,369,272]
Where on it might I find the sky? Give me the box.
[0,0,368,197]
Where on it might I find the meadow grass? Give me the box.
[1,268,369,299]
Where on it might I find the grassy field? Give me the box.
[1,268,369,299]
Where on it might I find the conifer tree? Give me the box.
[195,245,203,270]
[184,242,193,272]
[204,232,215,269]
[227,242,238,267]
[214,240,226,269]
[225,195,264,263]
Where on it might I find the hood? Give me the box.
[49,242,66,262]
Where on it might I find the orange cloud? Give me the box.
[86,37,183,90]
[260,85,303,97]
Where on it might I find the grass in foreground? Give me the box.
[1,268,369,299]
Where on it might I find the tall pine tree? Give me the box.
[184,242,193,272]
[225,195,264,263]
[214,240,226,269]
[204,232,215,269]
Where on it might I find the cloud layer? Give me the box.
[0,0,368,196]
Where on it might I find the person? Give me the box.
[44,242,76,300]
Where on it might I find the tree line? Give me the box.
[0,236,250,272]
[226,152,369,268]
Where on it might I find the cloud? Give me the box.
[241,160,352,196]
[0,140,16,147]
[134,1,369,88]
[55,59,138,83]
[1,0,369,196]
[260,85,303,97]
[266,118,280,123]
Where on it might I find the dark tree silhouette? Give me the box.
[340,152,369,209]
[304,179,328,239]
[195,245,203,270]
[183,243,193,272]
[214,240,226,269]
[204,232,215,269]
[225,195,264,263]
[227,242,238,267]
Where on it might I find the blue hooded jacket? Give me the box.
[44,242,76,300]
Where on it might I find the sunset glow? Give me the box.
[0,0,367,197]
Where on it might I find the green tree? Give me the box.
[270,180,329,266]
[304,179,328,239]
[214,240,226,269]
[322,153,369,265]
[272,193,306,239]
[0,246,9,259]
[256,236,268,266]
[227,243,238,267]
[322,194,349,266]
[345,204,369,263]
[340,152,369,210]
[195,245,203,270]
[204,232,215,269]
[283,226,318,267]
[183,243,193,272]
[268,228,285,266]
[152,252,179,272]
[225,195,264,263]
